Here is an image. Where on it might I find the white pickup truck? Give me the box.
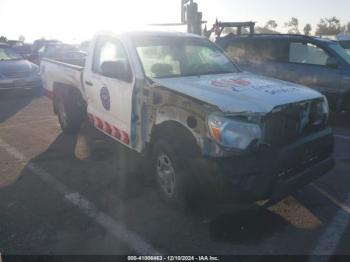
[41,31,334,208]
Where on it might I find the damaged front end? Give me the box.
[262,97,329,148]
[194,97,334,203]
[206,96,330,155]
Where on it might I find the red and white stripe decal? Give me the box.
[87,113,94,125]
[88,113,130,145]
[105,122,113,135]
[95,117,104,130]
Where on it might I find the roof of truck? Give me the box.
[99,30,204,39]
[218,33,337,43]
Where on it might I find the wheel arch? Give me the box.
[148,120,202,158]
[52,82,85,115]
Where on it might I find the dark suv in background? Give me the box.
[216,34,350,120]
[339,40,350,52]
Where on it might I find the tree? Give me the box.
[266,20,278,30]
[304,24,312,35]
[255,20,280,34]
[18,35,25,42]
[315,17,345,36]
[285,17,300,34]
[0,36,7,43]
[346,22,350,34]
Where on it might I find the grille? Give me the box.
[263,99,326,147]
[3,71,30,78]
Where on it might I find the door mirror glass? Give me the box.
[101,60,131,82]
[326,56,339,68]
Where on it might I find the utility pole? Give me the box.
[151,1,204,35]
[181,0,203,35]
[181,0,189,24]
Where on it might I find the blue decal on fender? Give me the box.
[100,86,110,111]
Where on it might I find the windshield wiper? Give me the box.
[153,74,182,79]
[182,70,236,77]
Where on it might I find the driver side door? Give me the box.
[84,36,134,146]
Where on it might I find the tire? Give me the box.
[151,138,196,210]
[56,88,85,134]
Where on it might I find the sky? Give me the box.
[0,0,349,43]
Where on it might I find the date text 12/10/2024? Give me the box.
[127,256,220,261]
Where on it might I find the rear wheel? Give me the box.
[56,89,85,134]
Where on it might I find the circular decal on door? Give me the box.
[100,86,110,111]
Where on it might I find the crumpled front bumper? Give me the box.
[190,127,334,204]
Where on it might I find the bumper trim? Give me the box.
[266,157,335,206]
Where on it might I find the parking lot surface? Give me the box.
[0,91,350,256]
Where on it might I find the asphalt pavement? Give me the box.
[0,90,350,258]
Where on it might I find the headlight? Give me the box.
[310,96,329,125]
[321,96,329,118]
[208,114,262,151]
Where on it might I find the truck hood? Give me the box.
[0,59,34,75]
[152,72,323,114]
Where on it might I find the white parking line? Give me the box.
[334,134,350,141]
[312,184,350,214]
[0,118,57,130]
[309,184,350,257]
[0,137,161,255]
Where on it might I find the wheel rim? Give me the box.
[58,99,68,127]
[156,153,176,197]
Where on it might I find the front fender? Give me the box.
[154,104,224,157]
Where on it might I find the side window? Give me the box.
[225,40,288,63]
[289,42,329,66]
[93,38,132,82]
[225,41,248,61]
[253,40,288,62]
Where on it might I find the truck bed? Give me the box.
[40,58,85,99]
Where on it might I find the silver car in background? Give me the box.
[0,44,41,93]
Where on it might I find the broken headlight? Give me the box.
[208,114,262,151]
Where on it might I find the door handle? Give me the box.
[85,81,93,86]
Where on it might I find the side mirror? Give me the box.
[326,57,339,68]
[29,51,39,64]
[101,60,132,82]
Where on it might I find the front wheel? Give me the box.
[152,139,195,209]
